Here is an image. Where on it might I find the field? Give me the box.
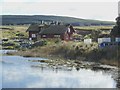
[1,25,120,66]
[0,25,29,39]
[73,25,114,30]
[0,25,114,40]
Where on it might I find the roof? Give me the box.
[27,24,44,32]
[26,24,39,32]
[39,25,68,35]
[98,34,111,38]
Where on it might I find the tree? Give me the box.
[110,16,120,37]
[91,30,101,41]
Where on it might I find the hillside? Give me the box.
[1,15,115,26]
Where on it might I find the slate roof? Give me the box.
[26,24,46,32]
[39,25,68,35]
[26,24,40,32]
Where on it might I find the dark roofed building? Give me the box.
[26,24,46,40]
[26,24,75,41]
[39,25,75,40]
[39,25,67,35]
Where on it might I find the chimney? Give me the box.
[50,21,55,25]
[54,21,57,25]
[58,22,61,25]
[40,20,43,24]
[41,20,44,24]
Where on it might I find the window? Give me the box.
[54,35,60,38]
[43,35,46,37]
[68,28,71,33]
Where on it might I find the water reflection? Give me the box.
[0,49,2,89]
[1,50,117,88]
[2,65,116,88]
[0,61,2,89]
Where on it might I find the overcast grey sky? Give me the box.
[1,0,119,21]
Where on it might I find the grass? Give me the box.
[2,25,119,66]
[0,25,29,39]
[85,45,120,66]
[73,25,114,30]
[7,41,120,66]
[1,25,113,40]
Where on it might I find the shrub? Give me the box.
[2,41,15,46]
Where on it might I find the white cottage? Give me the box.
[115,37,120,42]
[98,38,111,43]
[84,39,92,44]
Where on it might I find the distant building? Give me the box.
[84,39,92,44]
[26,24,75,41]
[98,38,111,43]
[26,24,45,40]
[115,37,120,42]
[75,29,92,36]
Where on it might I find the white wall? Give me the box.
[84,39,92,44]
[115,37,120,42]
[98,38,111,43]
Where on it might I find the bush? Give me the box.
[32,40,47,47]
[2,40,21,49]
[54,39,61,44]
[3,46,14,49]
[2,41,15,46]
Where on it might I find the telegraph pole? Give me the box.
[118,1,120,17]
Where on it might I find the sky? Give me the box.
[0,0,119,21]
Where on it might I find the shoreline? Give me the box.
[5,51,120,88]
[6,48,119,67]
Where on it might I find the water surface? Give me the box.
[1,50,117,88]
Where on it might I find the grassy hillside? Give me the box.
[1,15,115,26]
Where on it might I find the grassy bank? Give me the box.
[2,25,119,66]
[7,41,120,67]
